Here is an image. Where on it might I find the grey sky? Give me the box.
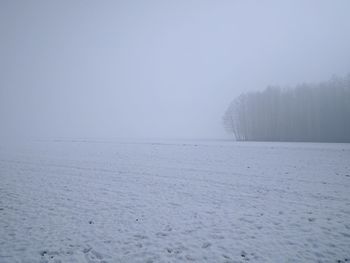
[1,0,350,139]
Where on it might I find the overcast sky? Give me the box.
[1,0,350,139]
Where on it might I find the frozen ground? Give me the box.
[0,139,349,262]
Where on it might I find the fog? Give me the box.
[1,0,350,140]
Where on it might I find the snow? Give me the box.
[0,140,349,262]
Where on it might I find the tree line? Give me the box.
[223,74,350,142]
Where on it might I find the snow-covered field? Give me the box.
[0,140,349,262]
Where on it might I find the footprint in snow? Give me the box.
[83,247,92,253]
[201,242,211,249]
[164,225,172,232]
[156,232,168,237]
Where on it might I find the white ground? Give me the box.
[0,140,349,262]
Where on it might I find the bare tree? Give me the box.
[223,74,350,142]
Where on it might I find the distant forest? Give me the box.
[223,74,350,142]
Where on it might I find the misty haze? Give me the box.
[1,1,350,262]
